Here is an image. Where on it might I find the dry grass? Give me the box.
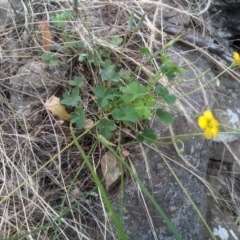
[0,0,240,239]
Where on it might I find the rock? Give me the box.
[210,139,240,163]
[213,108,240,143]
[211,0,240,9]
[208,2,240,45]
[209,53,240,163]
[162,7,190,27]
[9,61,68,122]
[112,46,215,239]
[101,151,122,191]
[0,0,23,30]
[0,1,9,29]
[232,162,240,177]
[207,195,240,240]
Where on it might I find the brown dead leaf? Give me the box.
[45,96,70,121]
[41,20,52,51]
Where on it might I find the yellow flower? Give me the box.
[233,52,240,66]
[198,110,219,139]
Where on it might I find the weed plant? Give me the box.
[1,1,240,240]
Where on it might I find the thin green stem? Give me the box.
[70,125,128,240]
[92,133,183,240]
[181,65,232,97]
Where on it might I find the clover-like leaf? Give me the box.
[156,108,174,124]
[96,119,116,138]
[134,98,155,119]
[93,85,114,107]
[155,86,177,105]
[61,87,81,107]
[112,105,139,122]
[122,81,147,103]
[100,59,120,81]
[68,76,84,88]
[106,36,123,46]
[71,107,85,129]
[42,52,58,66]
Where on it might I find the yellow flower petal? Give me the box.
[212,118,219,127]
[204,127,213,139]
[198,116,207,129]
[211,126,219,138]
[203,110,213,121]
[233,52,240,66]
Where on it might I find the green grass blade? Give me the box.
[70,125,128,240]
[93,133,183,240]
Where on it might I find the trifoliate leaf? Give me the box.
[70,107,85,129]
[96,119,116,138]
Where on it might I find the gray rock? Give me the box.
[101,151,122,191]
[209,55,240,164]
[112,47,215,239]
[0,0,23,30]
[9,61,67,121]
[207,195,240,240]
[211,0,240,9]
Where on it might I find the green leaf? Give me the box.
[162,35,181,51]
[101,69,120,82]
[155,86,169,96]
[68,76,84,88]
[134,98,155,119]
[100,59,120,81]
[107,36,123,46]
[71,107,85,129]
[51,11,73,29]
[161,64,176,78]
[119,69,131,80]
[137,128,157,144]
[127,12,135,31]
[136,13,145,30]
[160,54,185,79]
[177,67,185,75]
[122,81,147,103]
[74,41,85,49]
[64,41,85,51]
[42,52,58,66]
[96,119,116,138]
[93,85,105,98]
[163,94,177,105]
[78,53,88,62]
[156,109,174,124]
[93,86,114,107]
[112,105,139,122]
[61,87,81,107]
[140,47,152,56]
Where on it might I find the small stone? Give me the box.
[10,61,67,119]
[100,151,122,191]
